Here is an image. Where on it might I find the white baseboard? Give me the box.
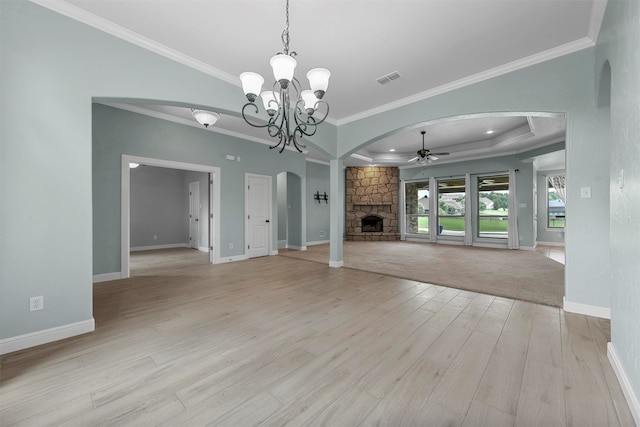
[287,245,307,251]
[93,272,123,283]
[130,243,189,252]
[563,297,611,319]
[536,241,565,247]
[277,240,287,249]
[198,246,210,253]
[329,260,344,268]
[307,240,329,246]
[0,319,95,355]
[216,254,248,264]
[270,250,279,255]
[608,342,640,426]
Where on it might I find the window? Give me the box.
[478,174,509,239]
[437,177,465,235]
[547,175,566,228]
[404,180,430,235]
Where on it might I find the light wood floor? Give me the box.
[1,248,634,426]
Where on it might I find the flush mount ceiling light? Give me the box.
[191,109,221,128]
[239,0,330,153]
[408,131,450,165]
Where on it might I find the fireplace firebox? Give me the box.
[362,215,383,232]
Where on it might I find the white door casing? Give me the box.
[209,173,214,263]
[245,173,271,258]
[189,181,200,249]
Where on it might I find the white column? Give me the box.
[329,158,344,267]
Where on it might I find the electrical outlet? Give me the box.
[30,296,43,312]
[229,243,234,249]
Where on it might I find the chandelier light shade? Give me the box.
[239,72,264,102]
[239,0,330,153]
[191,109,221,128]
[270,54,297,87]
[260,90,280,114]
[306,68,331,98]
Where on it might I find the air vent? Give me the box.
[375,71,402,85]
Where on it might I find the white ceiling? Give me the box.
[48,0,604,167]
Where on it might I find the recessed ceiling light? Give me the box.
[389,149,396,152]
[486,130,494,135]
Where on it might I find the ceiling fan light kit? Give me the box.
[239,0,330,153]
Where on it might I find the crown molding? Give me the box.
[306,158,330,166]
[32,0,599,131]
[588,0,609,42]
[29,0,239,86]
[337,38,595,126]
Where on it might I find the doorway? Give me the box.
[276,171,304,251]
[189,181,200,249]
[121,155,220,278]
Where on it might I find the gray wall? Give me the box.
[2,0,639,407]
[536,169,565,245]
[306,162,331,243]
[339,49,611,314]
[595,0,640,406]
[130,166,189,248]
[93,104,306,275]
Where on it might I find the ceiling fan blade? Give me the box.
[408,156,419,163]
[428,155,439,161]
[430,152,449,156]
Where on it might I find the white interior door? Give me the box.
[189,181,199,249]
[246,174,271,258]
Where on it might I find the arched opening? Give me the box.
[277,171,304,250]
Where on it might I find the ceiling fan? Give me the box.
[408,131,449,164]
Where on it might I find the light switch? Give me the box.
[226,154,235,161]
[581,187,592,198]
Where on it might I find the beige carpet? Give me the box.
[279,241,564,307]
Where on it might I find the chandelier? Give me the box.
[239,0,330,153]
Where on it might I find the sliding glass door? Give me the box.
[477,174,509,239]
[437,177,466,236]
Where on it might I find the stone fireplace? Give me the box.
[346,166,400,241]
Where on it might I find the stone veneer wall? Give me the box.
[346,166,400,241]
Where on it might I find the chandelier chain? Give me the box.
[281,0,291,55]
